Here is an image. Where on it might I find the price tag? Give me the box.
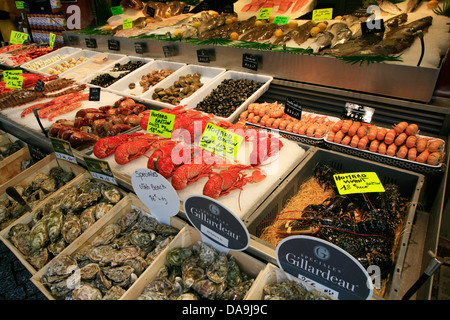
[134,42,146,54]
[333,172,385,195]
[108,39,120,51]
[257,8,273,20]
[85,38,97,49]
[34,79,45,92]
[89,87,101,101]
[273,16,289,24]
[111,6,123,15]
[131,168,180,225]
[242,53,258,71]
[5,75,23,89]
[197,49,214,63]
[222,3,234,13]
[50,137,77,164]
[200,122,244,159]
[15,1,24,9]
[146,6,156,17]
[147,110,175,138]
[3,70,22,78]
[312,8,333,21]
[84,156,117,185]
[343,102,375,123]
[184,195,250,253]
[123,18,133,29]
[10,30,29,44]
[276,236,373,300]
[49,33,56,49]
[284,97,302,120]
[163,46,173,58]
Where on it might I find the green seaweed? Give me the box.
[334,54,404,66]
[433,0,450,17]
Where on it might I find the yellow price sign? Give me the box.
[49,33,56,49]
[146,110,175,138]
[5,75,23,89]
[200,122,244,159]
[10,30,29,44]
[257,8,273,20]
[15,1,25,9]
[333,172,385,195]
[312,8,333,21]
[123,18,133,29]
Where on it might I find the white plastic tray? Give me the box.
[107,60,187,98]
[140,64,227,109]
[186,70,273,123]
[83,55,154,89]
[40,49,100,76]
[21,46,82,73]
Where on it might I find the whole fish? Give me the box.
[241,23,278,42]
[353,16,433,56]
[320,33,383,56]
[308,31,334,53]
[328,22,353,48]
[384,13,408,37]
[405,0,423,12]
[378,0,403,15]
[272,20,315,45]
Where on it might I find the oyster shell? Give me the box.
[118,209,140,231]
[226,255,242,288]
[61,214,81,244]
[182,256,205,289]
[111,245,142,266]
[199,242,218,267]
[87,244,116,263]
[192,279,226,300]
[102,285,126,300]
[177,293,198,300]
[167,247,192,266]
[102,265,135,286]
[29,219,49,250]
[221,279,254,300]
[101,184,122,204]
[94,202,113,220]
[263,280,308,300]
[47,236,67,256]
[46,209,64,243]
[27,247,50,270]
[80,263,101,280]
[79,205,97,232]
[72,283,102,300]
[206,252,228,284]
[129,230,156,253]
[91,223,121,246]
[45,255,78,280]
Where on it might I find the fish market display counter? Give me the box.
[1,43,449,300]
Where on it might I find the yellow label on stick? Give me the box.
[10,30,29,44]
[123,18,133,29]
[257,8,273,20]
[147,110,175,138]
[49,33,56,49]
[333,172,385,195]
[200,122,244,159]
[312,8,333,21]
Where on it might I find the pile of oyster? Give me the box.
[263,280,331,300]
[40,208,179,300]
[138,241,255,300]
[0,167,75,230]
[8,178,122,270]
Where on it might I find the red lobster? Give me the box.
[93,132,156,159]
[171,163,214,191]
[202,165,266,200]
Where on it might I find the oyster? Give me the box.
[111,245,142,266]
[61,214,82,244]
[226,255,242,288]
[49,279,72,299]
[102,265,135,286]
[27,247,50,270]
[94,202,113,220]
[80,263,101,280]
[167,247,192,266]
[199,242,218,267]
[72,192,100,211]
[123,256,148,276]
[73,283,102,300]
[192,279,226,300]
[45,255,78,279]
[206,252,228,284]
[102,285,126,300]
[263,280,308,300]
[101,184,122,204]
[79,205,97,232]
[59,186,78,211]
[221,279,254,300]
[129,230,156,253]
[135,214,158,232]
[118,209,140,231]
[91,223,121,246]
[87,244,116,263]
[47,236,67,256]
[182,256,205,289]
[177,293,198,300]
[95,269,112,294]
[146,235,174,265]
[46,209,64,243]
[41,177,57,193]
[9,224,31,256]
[29,219,49,250]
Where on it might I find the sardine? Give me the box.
[308,31,334,54]
[328,22,353,48]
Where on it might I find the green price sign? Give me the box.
[333,172,385,195]
[123,18,133,29]
[146,110,176,138]
[49,33,56,49]
[10,30,29,44]
[273,16,289,25]
[5,75,23,89]
[257,8,272,20]
[312,8,333,21]
[83,156,117,185]
[200,122,244,159]
[3,70,22,79]
[15,1,25,9]
[111,6,123,15]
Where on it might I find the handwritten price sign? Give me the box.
[10,30,29,44]
[312,8,333,21]
[200,122,243,159]
[147,110,175,138]
[333,172,385,195]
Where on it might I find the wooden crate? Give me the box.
[245,263,336,300]
[0,153,86,231]
[31,193,187,300]
[120,225,267,300]
[0,144,32,186]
